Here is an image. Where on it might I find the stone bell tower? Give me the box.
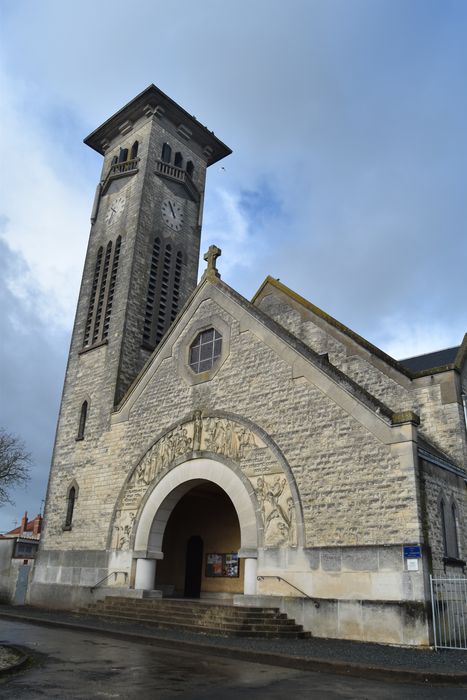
[56,84,231,451]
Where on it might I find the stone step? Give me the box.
[87,607,301,630]
[93,601,288,621]
[84,609,311,638]
[94,608,293,626]
[83,595,310,639]
[100,597,281,614]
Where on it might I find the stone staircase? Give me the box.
[82,596,311,638]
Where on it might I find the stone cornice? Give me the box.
[84,84,232,165]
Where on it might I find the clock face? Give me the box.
[161,198,184,231]
[105,195,126,225]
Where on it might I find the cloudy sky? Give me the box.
[0,0,466,531]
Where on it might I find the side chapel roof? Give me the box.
[252,277,467,378]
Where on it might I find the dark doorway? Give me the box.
[184,535,203,598]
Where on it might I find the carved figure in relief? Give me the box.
[255,476,268,524]
[286,496,297,547]
[203,418,261,460]
[193,410,203,451]
[113,511,135,550]
[207,419,225,453]
[172,425,192,454]
[275,521,290,545]
[161,433,172,468]
[252,474,297,547]
[236,427,256,457]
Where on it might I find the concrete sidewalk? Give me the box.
[0,604,466,685]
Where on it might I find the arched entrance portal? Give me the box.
[133,458,259,596]
[155,483,242,598]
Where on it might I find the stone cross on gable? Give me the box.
[203,244,222,279]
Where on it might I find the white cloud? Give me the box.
[201,188,253,277]
[375,316,459,361]
[0,62,94,329]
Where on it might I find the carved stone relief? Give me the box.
[253,475,297,547]
[112,412,298,549]
[111,510,135,550]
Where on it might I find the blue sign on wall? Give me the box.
[403,545,422,558]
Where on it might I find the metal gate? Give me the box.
[430,574,467,650]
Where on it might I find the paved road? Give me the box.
[0,619,465,699]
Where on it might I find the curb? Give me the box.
[0,610,466,686]
[0,644,29,676]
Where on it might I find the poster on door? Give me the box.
[205,553,239,578]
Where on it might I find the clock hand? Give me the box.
[169,201,175,218]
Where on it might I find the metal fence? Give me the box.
[430,575,467,650]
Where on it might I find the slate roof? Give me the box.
[399,347,460,373]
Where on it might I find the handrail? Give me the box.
[155,160,199,201]
[101,158,139,191]
[257,575,319,606]
[90,570,128,592]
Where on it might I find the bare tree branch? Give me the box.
[0,429,31,506]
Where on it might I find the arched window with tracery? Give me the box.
[174,151,183,168]
[130,141,139,159]
[118,147,128,163]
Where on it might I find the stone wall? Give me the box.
[257,290,467,465]
[420,458,467,572]
[40,286,422,561]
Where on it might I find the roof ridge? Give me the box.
[252,276,412,378]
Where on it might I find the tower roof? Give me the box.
[84,84,232,165]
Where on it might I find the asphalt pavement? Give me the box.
[0,604,466,686]
[1,618,467,699]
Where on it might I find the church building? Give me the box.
[31,85,467,646]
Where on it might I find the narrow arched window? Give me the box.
[441,498,461,559]
[118,148,128,163]
[174,151,183,168]
[161,143,172,163]
[130,141,139,159]
[83,247,103,347]
[77,401,88,440]
[450,503,460,559]
[155,243,171,344]
[65,487,76,529]
[171,251,182,322]
[440,499,448,555]
[92,241,112,344]
[186,160,194,177]
[111,155,118,166]
[102,236,121,339]
[143,237,161,346]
